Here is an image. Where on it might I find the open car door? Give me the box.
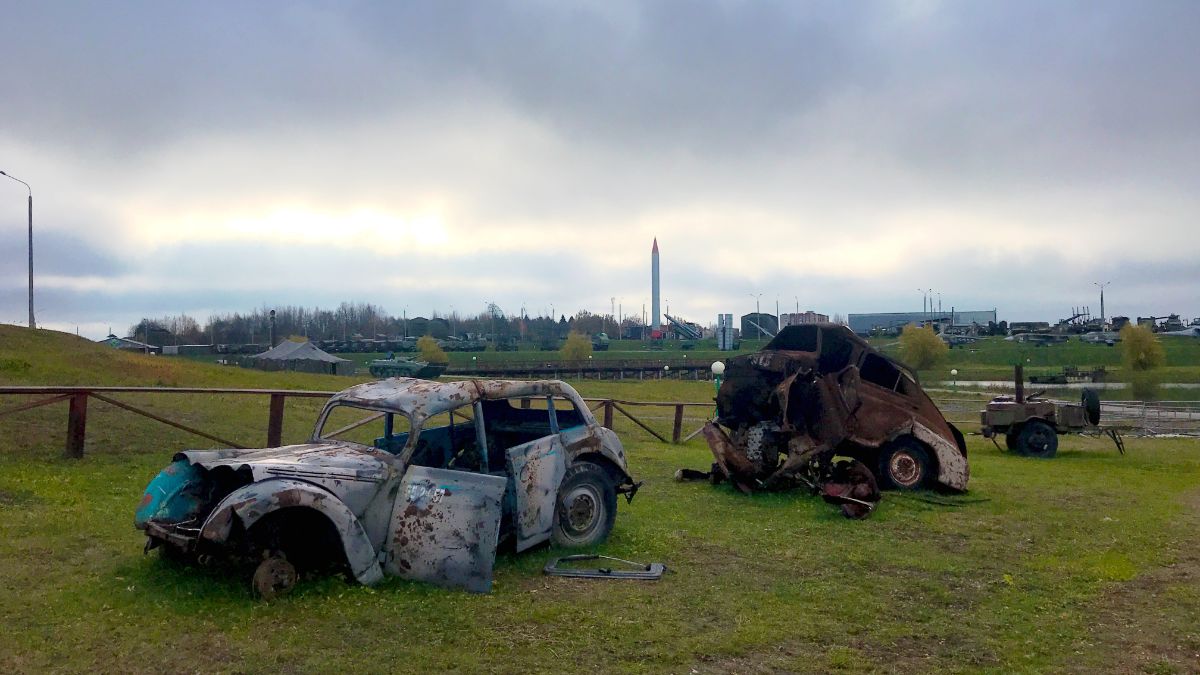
[384,466,506,593]
[505,435,566,552]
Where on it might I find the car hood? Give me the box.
[175,443,394,485]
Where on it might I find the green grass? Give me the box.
[2,326,1200,672]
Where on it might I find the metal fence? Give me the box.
[930,397,1200,436]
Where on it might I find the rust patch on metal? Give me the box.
[685,324,970,517]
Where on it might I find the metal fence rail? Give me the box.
[930,397,1200,436]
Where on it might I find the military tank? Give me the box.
[367,357,447,380]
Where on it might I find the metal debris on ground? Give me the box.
[543,554,666,580]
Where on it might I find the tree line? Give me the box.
[127,303,638,347]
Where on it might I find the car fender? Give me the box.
[895,422,970,491]
[200,478,384,585]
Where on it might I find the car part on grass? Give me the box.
[684,324,969,519]
[980,365,1121,456]
[136,378,638,596]
[543,554,666,580]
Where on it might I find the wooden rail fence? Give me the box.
[9,386,1193,459]
[0,386,715,458]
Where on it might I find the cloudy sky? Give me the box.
[1,0,1197,338]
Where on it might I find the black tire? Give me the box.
[1082,389,1101,425]
[1016,419,1058,458]
[877,438,932,490]
[552,462,617,548]
[1004,427,1021,452]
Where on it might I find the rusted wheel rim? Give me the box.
[563,485,601,535]
[889,452,922,487]
[253,556,297,601]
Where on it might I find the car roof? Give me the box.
[327,378,578,425]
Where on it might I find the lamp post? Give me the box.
[1,171,33,328]
[748,292,763,338]
[951,368,958,389]
[711,360,725,417]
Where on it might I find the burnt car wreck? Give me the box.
[692,324,969,518]
[135,378,638,596]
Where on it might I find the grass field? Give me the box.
[2,326,1200,673]
[182,333,1200,404]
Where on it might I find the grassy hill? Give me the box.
[0,325,361,389]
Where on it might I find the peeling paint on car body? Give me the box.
[135,378,636,594]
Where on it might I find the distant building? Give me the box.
[716,314,736,350]
[741,312,779,339]
[97,334,160,354]
[847,310,997,336]
[781,311,828,326]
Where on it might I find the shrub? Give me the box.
[1120,324,1164,401]
[898,324,948,370]
[561,331,593,362]
[417,335,448,364]
[1120,324,1165,371]
[1129,370,1163,401]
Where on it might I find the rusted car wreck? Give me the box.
[135,378,638,596]
[695,324,969,517]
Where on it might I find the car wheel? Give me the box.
[1016,419,1058,458]
[552,462,617,548]
[877,438,931,490]
[253,553,297,601]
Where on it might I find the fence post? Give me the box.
[267,393,285,447]
[603,400,614,429]
[672,404,684,443]
[65,393,88,459]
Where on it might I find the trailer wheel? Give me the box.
[1004,427,1021,452]
[1082,389,1101,425]
[1016,419,1058,458]
[878,438,931,490]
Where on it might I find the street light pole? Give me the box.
[1,171,33,328]
[748,292,763,338]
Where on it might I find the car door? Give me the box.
[505,434,566,552]
[383,465,506,593]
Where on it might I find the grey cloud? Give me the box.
[0,227,124,278]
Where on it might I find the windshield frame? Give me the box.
[312,401,417,452]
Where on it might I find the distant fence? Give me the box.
[0,386,714,458]
[445,360,717,380]
[927,397,1200,436]
[1,386,1195,459]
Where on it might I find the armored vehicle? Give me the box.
[367,356,447,379]
[591,332,610,351]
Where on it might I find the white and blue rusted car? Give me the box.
[136,378,638,595]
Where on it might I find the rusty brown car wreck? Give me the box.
[695,324,969,517]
